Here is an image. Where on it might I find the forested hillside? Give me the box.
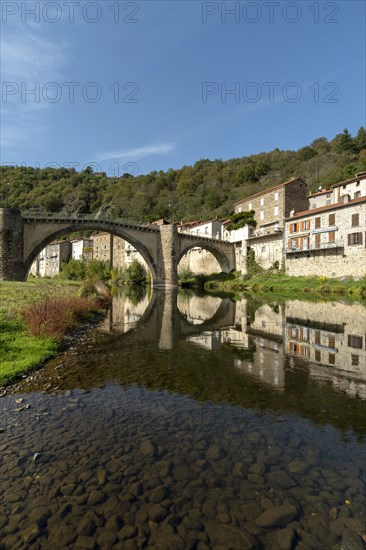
[1,128,366,223]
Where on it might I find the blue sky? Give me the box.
[1,0,365,176]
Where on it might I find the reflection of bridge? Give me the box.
[101,290,236,350]
[0,209,236,287]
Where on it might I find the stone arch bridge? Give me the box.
[0,208,236,287]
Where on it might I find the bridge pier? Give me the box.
[0,208,26,281]
[154,224,179,289]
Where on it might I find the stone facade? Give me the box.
[234,178,309,269]
[30,241,72,277]
[284,197,366,278]
[71,238,93,261]
[0,209,25,281]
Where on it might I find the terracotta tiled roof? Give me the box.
[308,189,330,198]
[234,177,307,206]
[285,196,366,220]
[331,173,366,189]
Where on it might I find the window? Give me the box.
[348,232,362,245]
[289,223,298,233]
[348,335,363,349]
[274,192,279,201]
[329,213,335,226]
[274,205,279,216]
[315,350,321,362]
[248,202,252,210]
[302,220,309,231]
[260,198,264,206]
[315,331,321,345]
[329,231,336,243]
[260,211,264,220]
[328,354,336,365]
[354,191,361,199]
[315,217,321,229]
[328,335,335,348]
[352,213,359,227]
[351,355,359,366]
[238,206,242,213]
[315,234,321,248]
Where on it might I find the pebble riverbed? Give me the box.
[0,293,365,549]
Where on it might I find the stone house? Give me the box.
[284,196,366,278]
[71,238,93,261]
[30,240,72,277]
[308,188,334,209]
[91,233,126,267]
[233,177,309,269]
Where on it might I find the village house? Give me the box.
[71,237,93,261]
[30,240,72,277]
[284,195,366,278]
[233,177,309,269]
[91,232,125,267]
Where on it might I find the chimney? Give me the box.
[290,209,295,217]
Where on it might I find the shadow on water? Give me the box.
[8,289,366,439]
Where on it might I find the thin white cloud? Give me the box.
[0,21,68,153]
[97,143,176,161]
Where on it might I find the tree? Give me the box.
[332,129,356,154]
[355,127,366,153]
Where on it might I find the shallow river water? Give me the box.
[1,290,366,549]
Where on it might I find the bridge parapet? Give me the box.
[0,210,236,284]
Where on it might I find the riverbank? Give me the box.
[0,279,106,387]
[180,271,366,301]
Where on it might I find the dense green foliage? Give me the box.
[1,129,366,223]
[226,210,257,231]
[60,259,111,281]
[112,260,147,286]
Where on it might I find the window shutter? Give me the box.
[359,232,363,245]
[348,234,351,245]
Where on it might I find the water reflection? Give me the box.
[1,292,366,549]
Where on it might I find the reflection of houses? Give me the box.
[284,301,366,400]
[177,295,222,324]
[30,240,72,277]
[98,292,150,334]
[188,332,222,350]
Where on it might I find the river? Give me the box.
[1,290,365,549]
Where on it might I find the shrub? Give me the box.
[22,295,101,340]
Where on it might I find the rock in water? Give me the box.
[255,504,298,528]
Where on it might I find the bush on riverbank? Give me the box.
[21,295,103,340]
[0,279,106,386]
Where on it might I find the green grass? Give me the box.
[0,279,81,387]
[187,271,366,302]
[0,315,58,385]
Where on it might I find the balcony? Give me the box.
[285,241,344,254]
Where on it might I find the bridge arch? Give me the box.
[23,223,158,281]
[177,240,232,273]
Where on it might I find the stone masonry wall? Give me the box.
[0,208,25,281]
[285,201,366,278]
